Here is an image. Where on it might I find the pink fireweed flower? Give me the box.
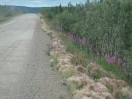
[50,43,54,49]
[79,39,82,43]
[53,46,56,51]
[81,38,86,45]
[104,54,116,64]
[106,58,111,64]
[77,37,82,44]
[68,33,73,40]
[111,56,116,63]
[117,58,122,66]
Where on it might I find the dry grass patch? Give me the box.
[87,62,116,79]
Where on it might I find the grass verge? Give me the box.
[40,16,132,99]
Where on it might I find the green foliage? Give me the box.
[45,48,50,56]
[42,1,132,57]
[59,95,65,99]
[0,5,21,22]
[41,0,132,85]
[115,92,131,99]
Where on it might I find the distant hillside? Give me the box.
[8,5,51,13]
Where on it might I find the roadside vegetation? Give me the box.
[40,19,132,99]
[40,0,132,99]
[0,5,21,22]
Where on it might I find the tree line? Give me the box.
[41,0,132,79]
[0,5,20,20]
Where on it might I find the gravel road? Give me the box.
[0,14,71,99]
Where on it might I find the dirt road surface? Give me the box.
[0,14,71,99]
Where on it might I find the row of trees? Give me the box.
[41,0,132,78]
[0,5,20,20]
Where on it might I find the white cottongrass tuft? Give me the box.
[76,65,88,74]
[98,77,127,88]
[98,77,132,98]
[67,73,95,87]
[73,82,114,99]
[121,86,132,98]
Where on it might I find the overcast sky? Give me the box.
[0,0,87,7]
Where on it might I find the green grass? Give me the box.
[45,47,50,56]
[115,92,131,99]
[0,17,12,23]
[0,18,8,23]
[59,95,65,99]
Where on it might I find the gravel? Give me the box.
[0,14,71,99]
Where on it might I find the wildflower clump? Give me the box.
[98,77,132,98]
[73,82,114,99]
[67,73,95,88]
